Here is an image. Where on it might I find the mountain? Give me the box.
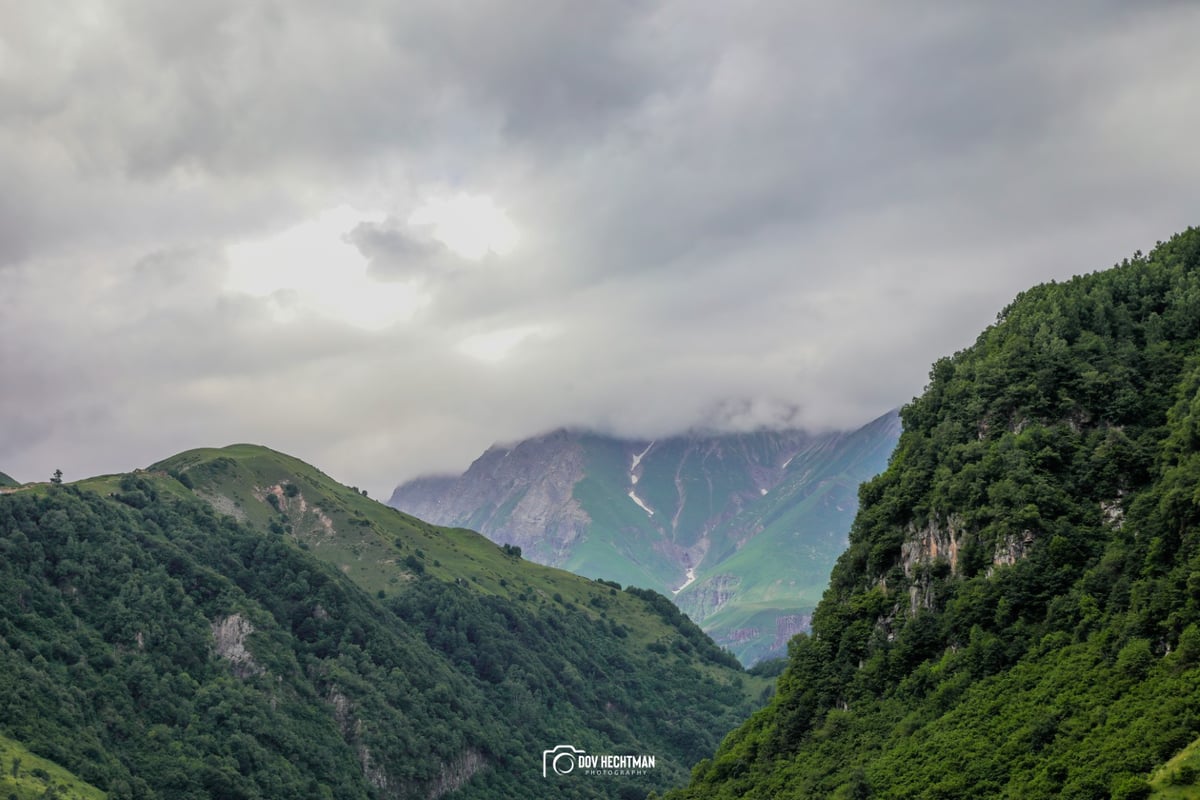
[389,415,900,664]
[0,471,18,488]
[669,228,1200,799]
[0,445,765,800]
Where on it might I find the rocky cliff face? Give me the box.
[390,428,821,578]
[210,613,260,678]
[678,573,742,619]
[390,412,900,664]
[391,430,591,565]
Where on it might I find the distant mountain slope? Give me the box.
[390,414,899,663]
[674,412,902,663]
[669,229,1200,798]
[0,471,18,488]
[0,445,763,800]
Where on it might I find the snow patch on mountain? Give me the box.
[628,488,655,516]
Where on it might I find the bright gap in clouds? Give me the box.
[408,194,519,260]
[224,205,427,330]
[457,325,547,363]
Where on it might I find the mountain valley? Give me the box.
[390,415,900,664]
[5,228,1200,799]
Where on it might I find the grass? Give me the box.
[0,734,106,800]
[664,418,897,662]
[1151,736,1200,799]
[671,475,858,662]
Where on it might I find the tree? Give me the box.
[50,469,62,485]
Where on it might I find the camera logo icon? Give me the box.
[542,744,586,777]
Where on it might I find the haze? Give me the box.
[2,2,1199,496]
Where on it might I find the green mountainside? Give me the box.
[390,417,899,664]
[0,445,764,800]
[0,471,19,488]
[675,413,901,664]
[669,228,1200,799]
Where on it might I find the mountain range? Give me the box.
[0,444,764,799]
[389,414,899,664]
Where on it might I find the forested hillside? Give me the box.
[0,449,762,800]
[669,228,1200,799]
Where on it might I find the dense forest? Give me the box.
[668,228,1200,799]
[0,460,760,799]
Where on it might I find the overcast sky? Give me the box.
[2,2,1199,496]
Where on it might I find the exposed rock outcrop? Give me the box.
[211,613,260,677]
[327,686,484,800]
[255,483,336,542]
[428,749,486,799]
[676,574,741,620]
[900,515,964,615]
[773,614,812,651]
[901,514,964,579]
[989,529,1037,576]
[723,627,761,645]
[389,430,591,565]
[1101,497,1125,529]
[894,513,1042,614]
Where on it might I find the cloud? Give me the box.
[345,217,450,280]
[1,1,1199,494]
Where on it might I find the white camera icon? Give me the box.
[542,744,586,777]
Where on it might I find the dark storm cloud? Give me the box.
[396,1,662,150]
[344,218,455,281]
[1,1,1198,493]
[531,3,1185,284]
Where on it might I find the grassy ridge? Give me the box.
[0,734,105,800]
[148,445,739,658]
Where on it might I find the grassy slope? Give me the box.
[0,734,106,800]
[145,445,763,680]
[675,414,898,663]
[1151,736,1200,799]
[566,436,677,593]
[0,471,18,488]
[566,424,897,664]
